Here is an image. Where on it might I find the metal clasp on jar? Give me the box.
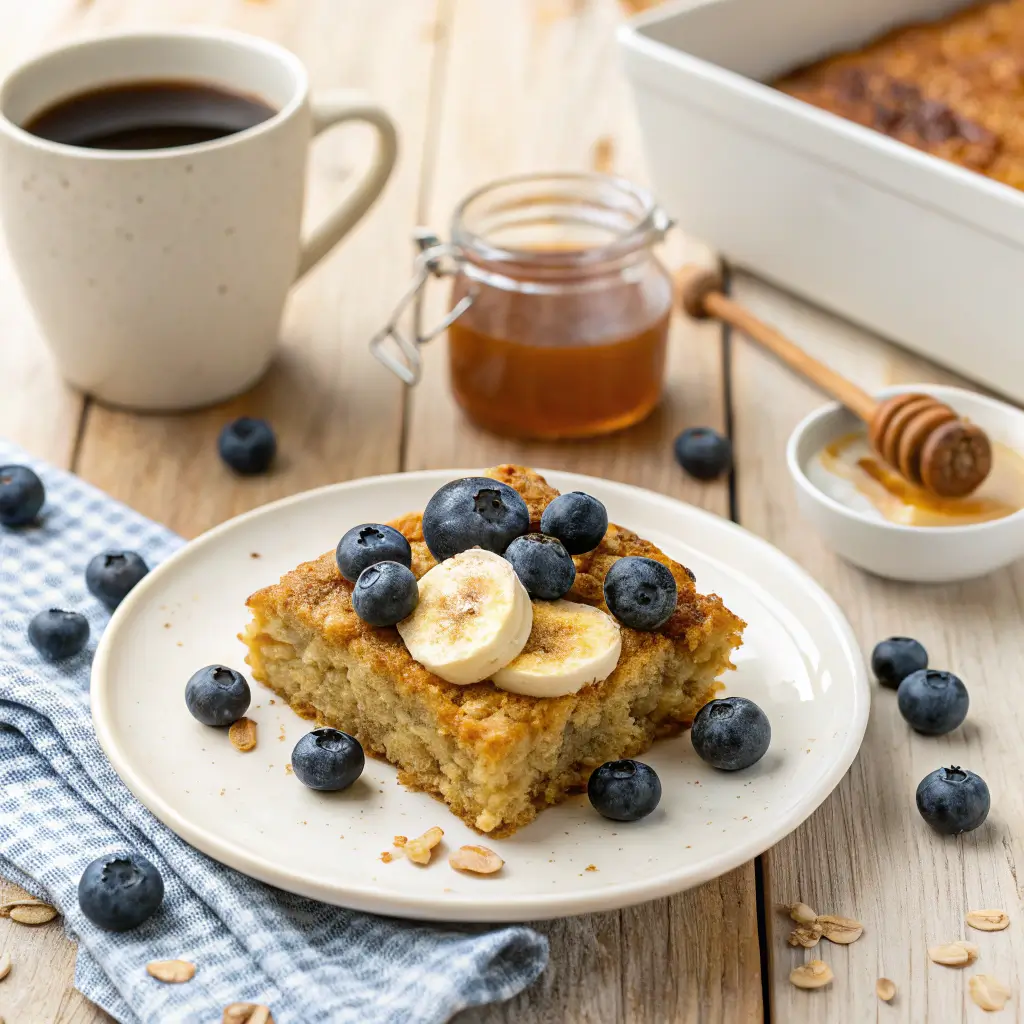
[368,230,477,386]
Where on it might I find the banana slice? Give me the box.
[397,548,532,685]
[492,599,621,698]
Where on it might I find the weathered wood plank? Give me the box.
[730,271,1024,1023]
[74,0,436,538]
[417,3,761,1022]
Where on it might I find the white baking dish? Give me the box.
[619,0,1024,402]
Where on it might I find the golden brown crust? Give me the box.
[243,465,745,834]
[775,0,1024,190]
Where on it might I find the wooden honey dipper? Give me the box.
[677,267,992,499]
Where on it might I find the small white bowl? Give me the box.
[787,384,1024,583]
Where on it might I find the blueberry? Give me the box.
[540,492,608,555]
[336,523,412,583]
[86,551,149,609]
[422,477,530,561]
[897,669,968,735]
[691,697,771,770]
[0,464,45,526]
[673,427,732,481]
[588,760,662,821]
[916,765,990,835]
[217,417,276,475]
[292,727,365,791]
[503,534,576,600]
[352,561,419,627]
[78,852,164,932]
[872,636,928,690]
[28,609,89,661]
[603,556,677,630]
[185,665,251,726]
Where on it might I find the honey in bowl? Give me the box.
[816,432,1024,526]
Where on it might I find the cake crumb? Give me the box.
[269,699,276,705]
[585,864,598,872]
[285,763,293,775]
[381,851,394,863]
[393,836,408,847]
[176,641,183,647]
[229,717,257,752]
[278,725,286,742]
[250,552,261,559]
[163,622,171,629]
[219,788,225,797]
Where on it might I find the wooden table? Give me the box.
[2,2,1022,1022]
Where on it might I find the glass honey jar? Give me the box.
[372,172,674,440]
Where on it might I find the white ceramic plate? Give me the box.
[92,470,869,923]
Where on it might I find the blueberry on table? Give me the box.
[78,852,164,932]
[336,523,412,582]
[422,477,530,561]
[916,766,990,835]
[503,534,576,600]
[28,609,89,661]
[897,669,968,735]
[217,417,277,475]
[0,464,45,527]
[691,697,772,771]
[292,728,365,791]
[185,665,251,726]
[673,427,732,481]
[603,556,677,630]
[86,551,149,609]
[872,637,928,690]
[352,561,419,627]
[588,760,662,821]
[540,491,608,555]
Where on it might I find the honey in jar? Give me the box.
[444,174,674,439]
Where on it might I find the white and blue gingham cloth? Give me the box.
[0,441,547,1024]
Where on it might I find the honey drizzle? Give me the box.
[819,432,1023,526]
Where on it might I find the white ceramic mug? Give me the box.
[0,29,397,410]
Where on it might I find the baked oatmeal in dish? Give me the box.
[775,0,1024,190]
[242,465,744,836]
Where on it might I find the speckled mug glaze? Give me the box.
[0,29,397,410]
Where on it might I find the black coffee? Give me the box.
[23,80,276,150]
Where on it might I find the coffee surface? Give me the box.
[23,80,276,150]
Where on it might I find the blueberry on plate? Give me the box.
[691,697,771,771]
[292,728,365,791]
[86,551,149,610]
[916,765,990,835]
[503,534,576,600]
[603,556,677,631]
[185,665,251,726]
[872,636,928,690]
[217,417,277,475]
[588,760,661,822]
[673,427,732,481]
[78,852,164,932]
[540,492,608,555]
[0,464,45,527]
[422,477,530,561]
[897,669,968,735]
[336,523,412,582]
[28,609,89,661]
[352,561,419,627]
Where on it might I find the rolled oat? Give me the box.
[789,959,833,990]
[449,845,503,875]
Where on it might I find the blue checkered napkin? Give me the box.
[0,440,547,1024]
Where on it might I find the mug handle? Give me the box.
[295,92,399,280]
